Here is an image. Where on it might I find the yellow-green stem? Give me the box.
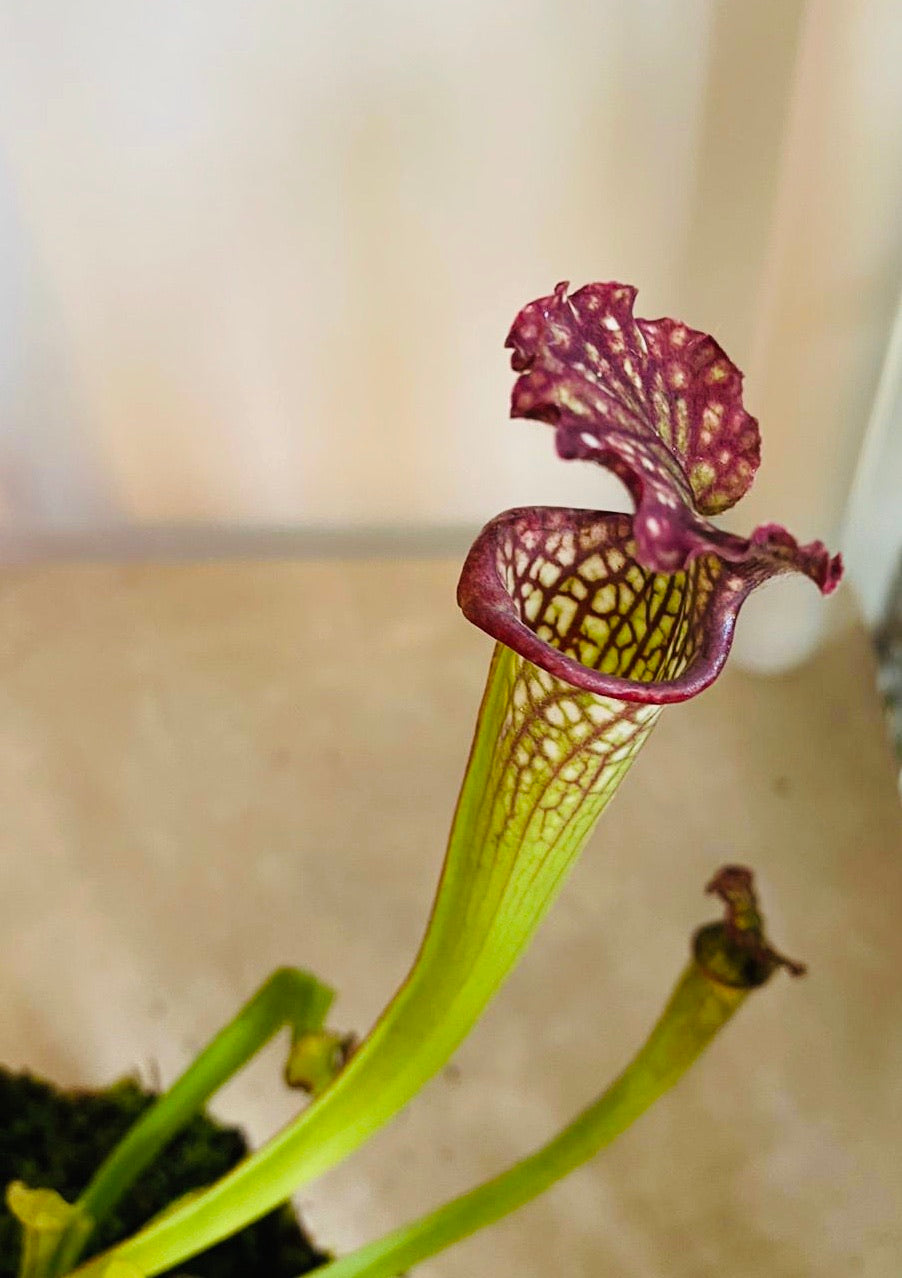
[314,961,747,1278]
[73,645,659,1278]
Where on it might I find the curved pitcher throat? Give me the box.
[420,642,660,983]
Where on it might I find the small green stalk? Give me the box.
[7,1186,84,1278]
[315,968,740,1278]
[311,865,802,1278]
[72,645,660,1277]
[49,967,333,1276]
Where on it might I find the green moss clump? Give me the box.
[0,1069,329,1277]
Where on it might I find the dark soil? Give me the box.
[0,1068,329,1277]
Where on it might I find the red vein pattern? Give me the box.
[446,277,843,1024]
[485,645,659,888]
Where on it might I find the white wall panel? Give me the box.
[0,1,898,640]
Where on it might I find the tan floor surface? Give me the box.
[0,558,899,1277]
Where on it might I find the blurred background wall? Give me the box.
[0,0,899,660]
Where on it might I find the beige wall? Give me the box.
[0,1,899,647]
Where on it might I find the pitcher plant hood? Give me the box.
[459,281,841,705]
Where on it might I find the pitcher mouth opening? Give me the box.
[458,506,757,706]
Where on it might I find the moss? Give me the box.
[0,1069,329,1277]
